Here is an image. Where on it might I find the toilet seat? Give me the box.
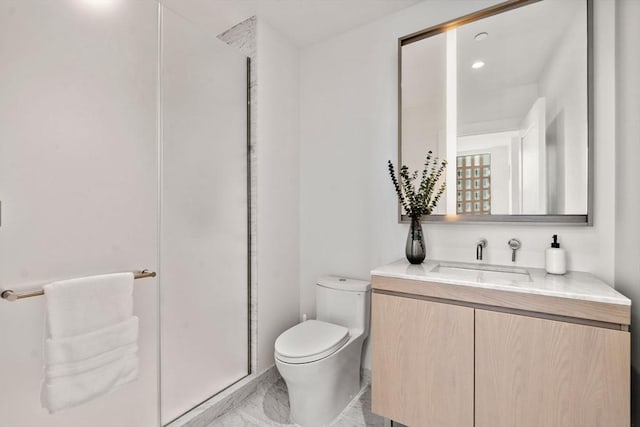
[275,320,350,364]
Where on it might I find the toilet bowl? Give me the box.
[274,276,371,427]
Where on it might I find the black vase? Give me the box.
[405,216,426,264]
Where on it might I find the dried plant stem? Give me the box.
[388,151,447,218]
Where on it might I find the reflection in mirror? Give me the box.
[399,0,590,222]
[401,33,447,214]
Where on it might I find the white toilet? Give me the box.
[274,276,371,427]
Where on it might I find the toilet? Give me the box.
[274,276,371,427]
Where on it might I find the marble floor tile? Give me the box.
[330,388,385,427]
[236,379,293,425]
[208,381,385,427]
[211,410,265,427]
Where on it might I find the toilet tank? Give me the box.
[315,276,371,336]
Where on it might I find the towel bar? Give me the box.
[0,270,157,302]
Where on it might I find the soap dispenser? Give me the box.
[545,234,566,275]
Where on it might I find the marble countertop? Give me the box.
[371,259,631,306]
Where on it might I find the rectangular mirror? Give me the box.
[399,0,592,224]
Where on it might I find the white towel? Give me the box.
[42,273,139,413]
[44,273,134,339]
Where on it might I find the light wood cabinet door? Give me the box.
[371,293,474,427]
[475,309,630,427]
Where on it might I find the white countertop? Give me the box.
[371,259,631,306]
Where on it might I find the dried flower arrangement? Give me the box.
[387,151,447,219]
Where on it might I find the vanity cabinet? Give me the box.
[475,309,629,427]
[371,274,630,427]
[371,293,474,427]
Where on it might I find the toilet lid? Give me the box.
[275,320,349,363]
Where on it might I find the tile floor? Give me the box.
[208,378,385,426]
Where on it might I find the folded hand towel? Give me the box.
[43,273,134,339]
[42,273,139,413]
[43,352,139,413]
[46,317,138,377]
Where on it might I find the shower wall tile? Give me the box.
[218,16,259,373]
[219,15,300,375]
[218,16,257,58]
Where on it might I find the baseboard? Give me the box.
[167,366,280,427]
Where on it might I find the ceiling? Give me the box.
[160,0,423,47]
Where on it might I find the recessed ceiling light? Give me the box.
[472,61,485,69]
[474,32,488,41]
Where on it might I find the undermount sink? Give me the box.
[430,261,532,283]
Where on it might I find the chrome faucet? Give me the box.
[476,239,487,261]
[508,238,521,262]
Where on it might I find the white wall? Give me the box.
[614,0,640,420]
[256,20,301,371]
[299,0,616,370]
[0,1,159,426]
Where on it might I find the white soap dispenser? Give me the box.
[545,234,566,275]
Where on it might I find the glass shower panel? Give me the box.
[160,7,249,424]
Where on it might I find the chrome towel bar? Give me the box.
[0,270,157,302]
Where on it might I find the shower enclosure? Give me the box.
[0,1,250,426]
[159,6,250,425]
